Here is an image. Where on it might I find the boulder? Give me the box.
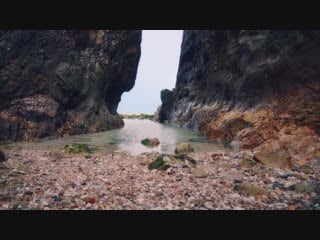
[141,138,160,147]
[175,143,194,154]
[253,150,293,169]
[148,154,196,171]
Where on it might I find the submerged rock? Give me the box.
[141,138,160,147]
[64,144,94,154]
[175,143,194,154]
[188,138,216,143]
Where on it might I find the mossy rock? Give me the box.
[64,143,94,154]
[148,153,197,171]
[298,165,314,174]
[234,183,269,197]
[288,182,314,193]
[141,138,160,147]
[148,156,170,170]
[239,158,257,168]
[175,143,194,154]
[0,150,6,162]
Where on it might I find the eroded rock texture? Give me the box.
[159,30,320,166]
[0,30,141,142]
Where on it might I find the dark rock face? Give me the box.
[0,150,5,162]
[160,30,320,165]
[0,30,141,142]
[158,89,174,122]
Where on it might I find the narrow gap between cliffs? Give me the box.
[118,30,183,115]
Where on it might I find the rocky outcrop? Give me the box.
[0,30,141,142]
[159,30,320,166]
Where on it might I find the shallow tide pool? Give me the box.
[8,119,229,155]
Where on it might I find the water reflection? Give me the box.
[10,119,228,155]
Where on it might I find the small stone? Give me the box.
[273,203,288,209]
[289,182,313,193]
[269,177,276,182]
[272,182,285,190]
[86,203,92,208]
[192,167,209,178]
[234,184,269,197]
[233,179,242,184]
[233,206,245,210]
[204,201,214,209]
[299,165,314,175]
[239,158,257,168]
[184,192,190,197]
[52,195,62,202]
[278,174,289,179]
[229,193,241,199]
[84,197,96,204]
[24,191,34,196]
[299,173,309,180]
[288,205,296,210]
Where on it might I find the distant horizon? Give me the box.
[118,30,183,114]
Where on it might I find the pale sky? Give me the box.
[118,30,183,114]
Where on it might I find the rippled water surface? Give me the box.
[9,119,228,155]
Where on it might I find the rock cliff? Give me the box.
[159,30,320,166]
[0,30,141,142]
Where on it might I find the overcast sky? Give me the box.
[118,30,183,114]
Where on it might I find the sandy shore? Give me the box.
[0,149,320,210]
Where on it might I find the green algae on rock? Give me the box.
[148,153,197,171]
[239,158,257,168]
[148,156,170,171]
[141,138,160,147]
[64,143,94,154]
